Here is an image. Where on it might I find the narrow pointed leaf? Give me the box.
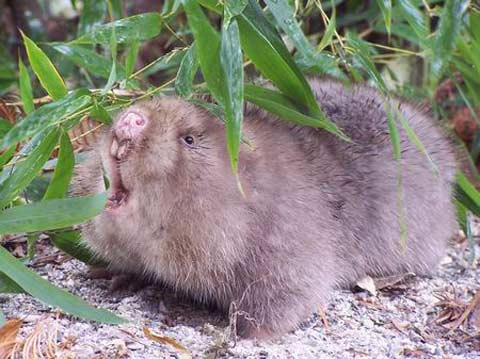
[50,43,125,79]
[0,193,107,234]
[376,0,392,37]
[455,172,480,217]
[42,131,74,200]
[0,244,124,324]
[182,0,224,105]
[50,230,106,266]
[175,43,199,98]
[224,0,248,24]
[430,0,469,87]
[244,85,348,140]
[2,89,91,147]
[18,57,34,114]
[76,13,163,44]
[318,4,337,51]
[103,26,118,95]
[221,20,244,174]
[0,128,60,209]
[125,40,140,78]
[21,32,67,100]
[78,0,107,35]
[237,0,321,116]
[398,0,428,45]
[0,272,24,293]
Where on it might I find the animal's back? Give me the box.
[306,79,457,284]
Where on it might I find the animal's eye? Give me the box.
[183,135,195,146]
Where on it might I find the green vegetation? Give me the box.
[0,0,479,326]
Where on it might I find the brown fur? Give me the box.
[72,79,457,339]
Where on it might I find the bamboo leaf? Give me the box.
[456,172,480,217]
[77,0,107,36]
[103,25,118,95]
[0,244,124,324]
[430,0,469,87]
[182,0,225,105]
[0,193,107,235]
[224,0,248,24]
[2,89,91,148]
[21,32,67,100]
[376,0,392,37]
[125,40,140,78]
[318,4,337,51]
[0,272,24,293]
[76,13,163,44]
[50,230,106,266]
[398,0,428,45]
[42,131,74,200]
[175,43,199,98]
[237,0,321,116]
[18,57,34,114]
[50,43,125,79]
[221,20,244,175]
[0,128,60,209]
[347,33,387,95]
[244,84,348,141]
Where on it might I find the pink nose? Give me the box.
[114,111,148,141]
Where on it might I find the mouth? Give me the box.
[105,136,133,211]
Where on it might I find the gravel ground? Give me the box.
[1,233,479,359]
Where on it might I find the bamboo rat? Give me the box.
[73,78,457,339]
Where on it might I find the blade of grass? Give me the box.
[50,230,106,266]
[376,0,392,38]
[77,0,107,36]
[125,40,140,78]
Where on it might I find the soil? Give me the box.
[1,232,479,359]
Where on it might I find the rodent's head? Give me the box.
[101,97,230,212]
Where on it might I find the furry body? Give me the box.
[73,79,457,338]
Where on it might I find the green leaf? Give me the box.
[50,43,125,80]
[221,20,244,176]
[376,0,392,37]
[430,0,469,87]
[175,43,199,98]
[182,0,224,105]
[42,131,74,200]
[2,89,91,147]
[0,244,124,324]
[244,84,348,141]
[347,33,387,95]
[318,3,337,51]
[0,145,15,168]
[0,193,107,235]
[77,0,107,36]
[0,272,25,293]
[224,0,248,24]
[90,103,112,124]
[125,40,140,78]
[21,32,67,100]
[0,128,60,209]
[385,102,407,248]
[103,25,118,95]
[398,0,428,45]
[455,172,480,217]
[50,230,106,266]
[18,57,34,114]
[0,118,13,139]
[237,0,321,116]
[76,13,163,44]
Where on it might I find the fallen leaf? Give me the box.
[373,272,416,291]
[143,327,192,359]
[355,276,377,296]
[0,319,22,358]
[448,288,480,334]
